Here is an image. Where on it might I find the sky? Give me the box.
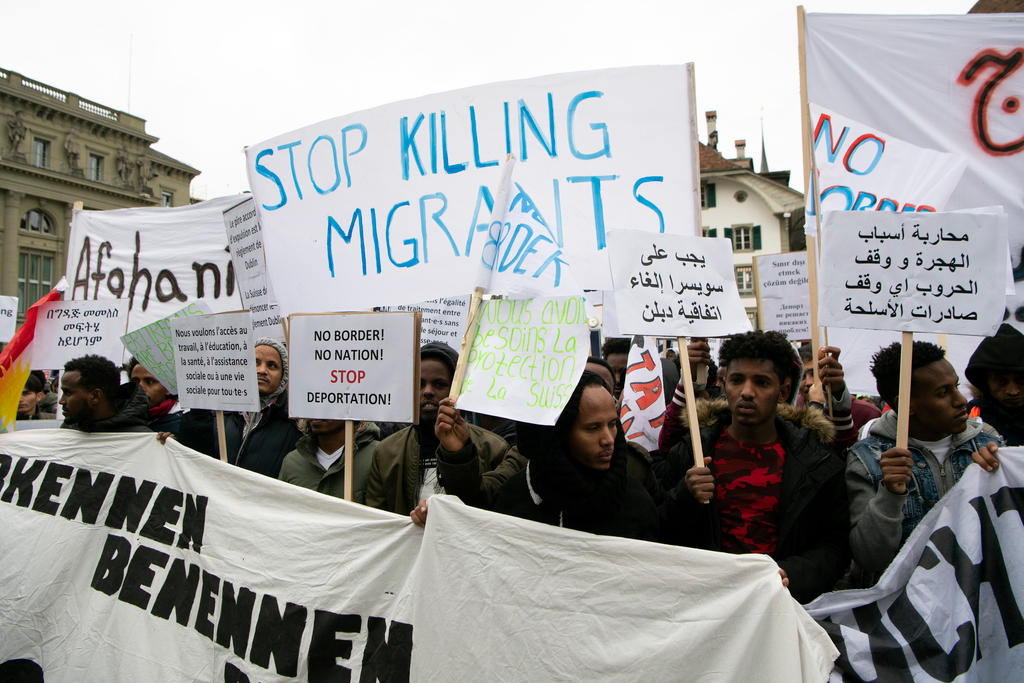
[2,0,975,200]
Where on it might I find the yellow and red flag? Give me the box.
[0,282,65,432]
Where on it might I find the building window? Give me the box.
[700,181,716,209]
[729,224,762,252]
[20,209,54,234]
[735,265,754,294]
[746,308,758,328]
[88,154,103,182]
[18,252,54,316]
[161,191,173,207]
[33,138,50,168]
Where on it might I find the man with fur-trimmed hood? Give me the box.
[660,331,850,603]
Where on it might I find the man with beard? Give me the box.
[59,355,150,433]
[365,342,517,514]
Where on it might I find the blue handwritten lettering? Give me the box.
[470,106,499,168]
[308,135,341,195]
[386,201,418,268]
[567,91,611,160]
[519,94,556,160]
[567,175,617,249]
[633,176,665,232]
[255,149,287,211]
[400,114,426,180]
[341,124,367,188]
[277,141,304,200]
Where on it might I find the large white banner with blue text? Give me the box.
[245,66,698,313]
[0,430,836,682]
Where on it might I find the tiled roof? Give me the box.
[699,143,742,172]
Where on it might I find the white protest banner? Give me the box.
[171,311,258,412]
[66,195,247,326]
[246,66,699,313]
[287,312,419,422]
[120,301,212,394]
[222,197,284,340]
[806,104,967,226]
[378,295,470,348]
[28,299,129,369]
[619,336,665,452]
[0,295,17,342]
[819,211,1007,336]
[804,13,1024,320]
[606,229,752,337]
[457,296,589,425]
[806,448,1024,682]
[0,430,838,681]
[755,251,811,340]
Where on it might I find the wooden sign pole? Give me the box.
[215,410,228,463]
[677,336,705,471]
[893,331,914,494]
[449,286,485,403]
[344,420,355,502]
[684,64,709,393]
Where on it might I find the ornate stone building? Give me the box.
[1,67,198,318]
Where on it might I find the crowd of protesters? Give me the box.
[25,320,1022,603]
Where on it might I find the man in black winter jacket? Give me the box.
[661,331,849,604]
[965,323,1024,446]
[59,355,150,433]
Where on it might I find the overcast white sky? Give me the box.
[3,0,973,200]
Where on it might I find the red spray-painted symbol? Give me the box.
[958,48,1024,156]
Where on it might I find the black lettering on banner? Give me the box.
[195,570,221,640]
[360,617,413,683]
[309,610,361,683]
[90,533,132,595]
[249,595,306,677]
[193,261,221,298]
[0,457,45,506]
[118,544,170,610]
[31,462,73,516]
[177,494,208,553]
[216,581,257,659]
[140,486,183,546]
[104,476,157,533]
[224,662,250,683]
[0,454,11,489]
[60,468,115,524]
[151,558,201,626]
[129,231,152,312]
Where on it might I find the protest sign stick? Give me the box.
[893,332,914,494]
[215,410,228,463]
[449,287,485,402]
[685,63,709,391]
[344,420,355,502]
[677,336,705,472]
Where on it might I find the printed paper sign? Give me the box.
[288,312,419,422]
[66,195,246,327]
[120,301,212,394]
[171,311,258,411]
[606,230,752,337]
[619,337,666,452]
[0,295,16,342]
[457,296,589,425]
[222,197,283,340]
[246,66,699,313]
[806,104,967,227]
[819,211,1007,335]
[29,300,129,369]
[754,252,811,340]
[379,296,471,348]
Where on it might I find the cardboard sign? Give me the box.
[619,337,666,452]
[170,311,259,411]
[287,312,420,422]
[246,66,699,313]
[819,211,1007,335]
[120,301,212,394]
[754,252,811,340]
[0,295,17,342]
[66,195,246,327]
[29,300,129,369]
[378,296,471,348]
[222,197,284,340]
[606,230,752,337]
[806,104,967,227]
[457,296,589,425]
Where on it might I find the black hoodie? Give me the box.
[60,382,151,433]
[965,323,1024,446]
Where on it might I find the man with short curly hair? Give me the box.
[60,354,150,433]
[661,330,849,603]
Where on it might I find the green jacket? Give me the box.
[278,422,381,504]
[365,423,516,514]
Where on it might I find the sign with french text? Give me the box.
[819,211,1006,335]
[246,66,699,313]
[222,197,284,340]
[120,301,212,394]
[378,296,470,349]
[170,311,258,412]
[0,295,17,342]
[288,312,419,422]
[754,252,811,340]
[457,297,589,425]
[66,195,247,327]
[606,230,752,337]
[29,300,129,369]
